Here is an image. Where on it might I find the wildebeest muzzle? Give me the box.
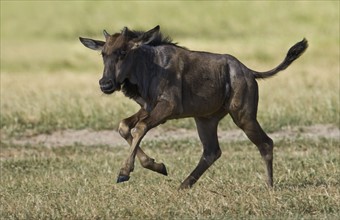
[99,77,119,94]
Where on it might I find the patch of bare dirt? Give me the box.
[3,124,339,148]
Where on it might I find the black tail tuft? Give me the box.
[286,38,308,64]
[252,38,308,79]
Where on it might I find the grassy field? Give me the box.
[1,138,339,219]
[1,1,339,219]
[1,1,339,136]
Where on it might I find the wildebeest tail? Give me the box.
[252,38,308,79]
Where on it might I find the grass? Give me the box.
[1,138,339,219]
[0,2,339,219]
[1,67,338,137]
[1,1,339,136]
[0,72,139,136]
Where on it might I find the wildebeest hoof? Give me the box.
[178,176,196,190]
[178,183,191,190]
[116,175,130,183]
[160,163,168,176]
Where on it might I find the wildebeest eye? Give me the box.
[115,50,127,59]
[119,50,127,56]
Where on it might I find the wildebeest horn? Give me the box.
[138,25,160,45]
[103,30,110,40]
[122,27,128,37]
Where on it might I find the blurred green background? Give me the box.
[1,1,338,73]
[1,1,339,135]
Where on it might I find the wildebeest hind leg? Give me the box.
[229,75,273,187]
[230,112,274,187]
[179,116,222,189]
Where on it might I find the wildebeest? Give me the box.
[79,25,308,189]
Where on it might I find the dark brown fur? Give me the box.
[79,25,308,189]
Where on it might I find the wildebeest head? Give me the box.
[79,25,160,94]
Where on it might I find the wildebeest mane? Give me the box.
[123,28,182,48]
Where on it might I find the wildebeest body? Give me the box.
[79,25,308,189]
[123,45,233,118]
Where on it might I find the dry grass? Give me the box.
[0,72,139,136]
[1,138,339,219]
[1,2,339,219]
[1,57,338,136]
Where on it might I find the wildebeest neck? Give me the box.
[121,80,140,100]
[120,46,161,109]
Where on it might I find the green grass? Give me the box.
[1,138,339,219]
[0,72,140,136]
[1,1,339,73]
[1,1,339,136]
[0,2,339,218]
[1,69,338,136]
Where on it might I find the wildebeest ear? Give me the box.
[79,37,105,51]
[139,25,160,45]
[103,30,110,40]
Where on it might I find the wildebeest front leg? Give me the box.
[117,101,173,183]
[118,108,167,176]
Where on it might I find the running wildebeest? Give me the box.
[79,25,308,189]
